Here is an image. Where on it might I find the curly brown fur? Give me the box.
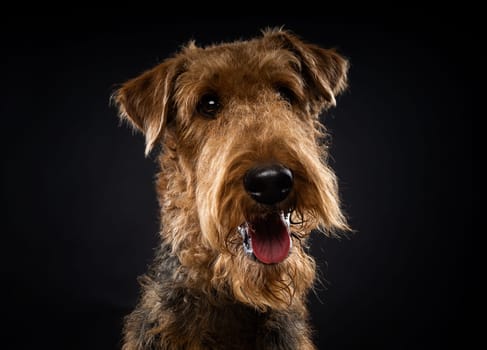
[114,28,349,350]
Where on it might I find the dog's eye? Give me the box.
[276,86,297,105]
[197,93,221,118]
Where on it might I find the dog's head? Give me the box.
[114,28,349,310]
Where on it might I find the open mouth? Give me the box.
[237,212,292,264]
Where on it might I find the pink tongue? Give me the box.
[248,213,291,264]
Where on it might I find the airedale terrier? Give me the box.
[114,28,349,350]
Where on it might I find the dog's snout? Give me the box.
[243,164,293,205]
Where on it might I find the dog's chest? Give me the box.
[200,303,266,349]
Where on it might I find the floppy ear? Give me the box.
[113,58,180,156]
[264,29,349,110]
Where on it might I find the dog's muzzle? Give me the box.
[238,164,294,264]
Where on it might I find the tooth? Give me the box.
[237,224,247,239]
[237,223,253,255]
[281,212,292,249]
[281,212,291,228]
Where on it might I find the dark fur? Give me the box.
[125,243,310,349]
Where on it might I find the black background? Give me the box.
[2,14,472,349]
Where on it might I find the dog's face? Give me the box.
[115,29,349,310]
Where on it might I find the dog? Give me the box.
[114,28,349,350]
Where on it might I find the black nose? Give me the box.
[243,164,293,205]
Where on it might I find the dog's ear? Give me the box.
[113,58,180,156]
[264,29,349,109]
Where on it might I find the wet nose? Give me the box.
[243,164,293,205]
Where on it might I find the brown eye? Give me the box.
[276,85,297,105]
[197,93,221,118]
